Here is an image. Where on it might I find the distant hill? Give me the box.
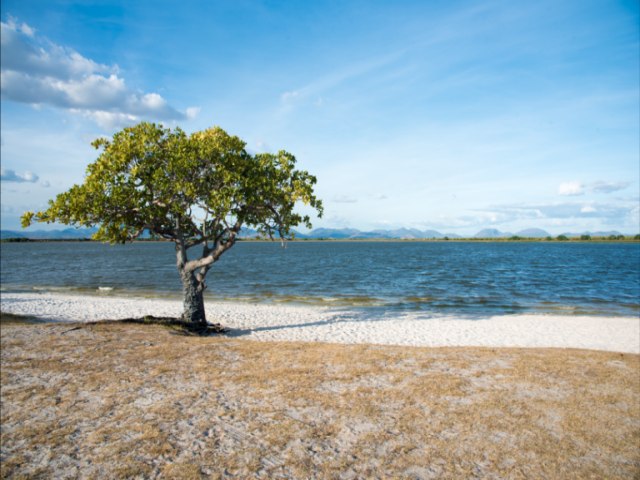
[1,228,98,240]
[2,227,635,241]
[515,228,550,238]
[304,228,361,239]
[304,228,446,239]
[0,230,26,239]
[0,227,263,240]
[474,229,512,238]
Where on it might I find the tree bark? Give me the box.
[181,270,207,325]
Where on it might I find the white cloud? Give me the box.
[18,21,34,37]
[1,19,111,80]
[71,110,138,129]
[0,18,198,128]
[558,181,584,196]
[1,168,39,183]
[580,205,596,213]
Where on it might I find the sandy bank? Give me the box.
[1,291,638,353]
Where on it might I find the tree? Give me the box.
[22,122,323,326]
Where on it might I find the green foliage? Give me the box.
[556,235,569,241]
[509,235,521,241]
[22,122,323,247]
[580,234,591,241]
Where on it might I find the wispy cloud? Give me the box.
[0,168,39,183]
[591,181,631,194]
[489,202,633,221]
[280,49,405,107]
[0,17,198,128]
[425,200,637,231]
[332,195,358,204]
[559,180,632,196]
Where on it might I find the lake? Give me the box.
[1,241,638,316]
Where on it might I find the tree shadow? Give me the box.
[225,307,502,338]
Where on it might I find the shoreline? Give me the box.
[1,291,638,353]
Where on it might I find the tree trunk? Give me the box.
[181,270,206,325]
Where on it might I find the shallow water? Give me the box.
[1,241,639,316]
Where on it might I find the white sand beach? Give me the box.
[1,291,638,353]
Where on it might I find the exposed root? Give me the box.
[92,315,229,335]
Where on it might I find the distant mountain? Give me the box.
[422,230,447,239]
[370,228,444,239]
[1,227,277,240]
[1,228,98,240]
[305,228,447,239]
[2,226,633,241]
[0,230,26,239]
[305,228,362,239]
[238,227,260,238]
[474,229,512,238]
[515,228,550,238]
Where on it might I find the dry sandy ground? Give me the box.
[1,316,639,479]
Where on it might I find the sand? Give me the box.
[2,320,639,479]
[1,291,638,353]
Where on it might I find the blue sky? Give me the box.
[1,0,638,234]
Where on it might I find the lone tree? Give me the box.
[22,122,322,326]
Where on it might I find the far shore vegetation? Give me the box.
[2,234,640,243]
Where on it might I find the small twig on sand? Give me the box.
[60,326,82,335]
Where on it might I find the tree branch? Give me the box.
[183,219,243,273]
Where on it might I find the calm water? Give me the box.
[1,241,639,316]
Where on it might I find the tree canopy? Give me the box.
[23,122,322,251]
[22,122,323,324]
